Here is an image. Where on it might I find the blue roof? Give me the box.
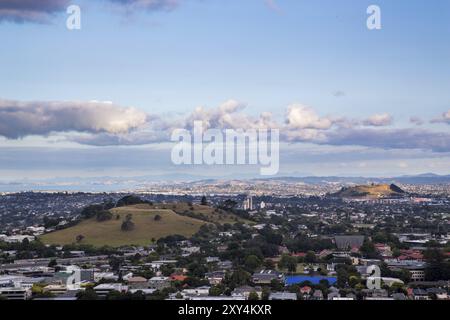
[285,275,337,286]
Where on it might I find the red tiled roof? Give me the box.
[292,252,306,257]
[170,275,188,281]
[300,286,312,293]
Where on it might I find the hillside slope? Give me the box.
[331,184,405,199]
[40,204,206,247]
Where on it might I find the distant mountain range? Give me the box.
[254,173,450,185]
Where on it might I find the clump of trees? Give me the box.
[116,195,150,207]
[80,201,115,219]
[278,254,298,273]
[95,210,113,222]
[121,214,135,231]
[424,248,450,281]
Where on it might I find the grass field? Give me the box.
[40,204,206,247]
[152,203,253,225]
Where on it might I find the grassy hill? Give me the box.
[332,183,405,199]
[40,204,206,247]
[40,202,251,247]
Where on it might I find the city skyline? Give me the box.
[1,0,450,180]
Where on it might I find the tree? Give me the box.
[77,287,98,300]
[360,239,379,259]
[116,195,147,207]
[244,255,262,272]
[121,214,135,231]
[349,275,361,288]
[221,199,237,211]
[96,210,113,222]
[209,285,224,296]
[337,268,349,288]
[261,287,271,300]
[424,249,450,281]
[224,269,251,289]
[48,259,57,268]
[248,291,259,301]
[75,234,85,243]
[187,262,208,278]
[154,214,162,221]
[278,254,297,273]
[201,196,208,206]
[270,279,284,291]
[305,251,316,263]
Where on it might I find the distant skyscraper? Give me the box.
[243,196,253,210]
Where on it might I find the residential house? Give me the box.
[252,270,284,285]
[205,271,226,285]
[269,292,297,300]
[231,286,263,299]
[94,283,128,298]
[148,276,171,290]
[126,276,149,289]
[311,289,323,300]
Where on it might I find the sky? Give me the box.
[0,0,449,182]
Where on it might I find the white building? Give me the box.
[0,287,31,300]
[94,283,128,298]
[243,196,253,210]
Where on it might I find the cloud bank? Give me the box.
[0,0,70,23]
[1,98,449,153]
[432,109,450,125]
[0,99,148,138]
[0,0,179,23]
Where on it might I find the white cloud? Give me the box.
[285,104,334,130]
[184,99,278,130]
[363,113,392,127]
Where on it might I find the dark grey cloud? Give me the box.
[0,0,179,24]
[0,0,70,23]
[0,99,148,139]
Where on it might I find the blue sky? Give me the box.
[0,0,449,181]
